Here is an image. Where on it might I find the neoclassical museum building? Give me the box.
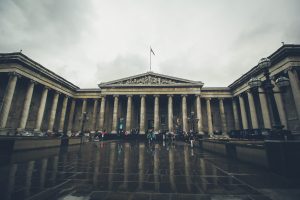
[0,45,299,137]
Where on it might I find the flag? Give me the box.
[150,47,155,56]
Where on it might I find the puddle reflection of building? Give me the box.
[5,164,17,200]
[108,142,116,190]
[40,158,48,190]
[138,143,145,190]
[184,145,191,192]
[168,146,177,192]
[50,156,58,186]
[123,143,130,189]
[93,149,100,186]
[24,161,35,198]
[211,163,218,186]
[199,158,207,191]
[154,143,160,192]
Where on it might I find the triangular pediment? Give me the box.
[98,71,203,88]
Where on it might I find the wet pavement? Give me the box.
[0,140,300,200]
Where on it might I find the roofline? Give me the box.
[0,52,80,90]
[228,44,300,89]
[98,71,204,87]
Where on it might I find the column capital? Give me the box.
[218,97,224,100]
[285,66,297,73]
[181,94,188,97]
[205,97,211,101]
[140,94,146,97]
[153,94,160,98]
[8,71,21,78]
[195,94,201,97]
[113,95,119,98]
[167,94,174,97]
[29,79,37,85]
[126,94,133,97]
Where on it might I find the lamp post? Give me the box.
[248,58,290,138]
[187,111,199,134]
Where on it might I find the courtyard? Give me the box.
[0,140,299,200]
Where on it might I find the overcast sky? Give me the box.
[0,0,299,88]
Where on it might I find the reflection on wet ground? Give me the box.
[0,141,300,200]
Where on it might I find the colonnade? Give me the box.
[0,66,299,135]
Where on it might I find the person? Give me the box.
[101,129,107,140]
[189,130,195,148]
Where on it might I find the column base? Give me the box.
[111,130,117,134]
[139,131,145,135]
[16,128,25,132]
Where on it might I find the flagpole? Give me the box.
[149,46,152,72]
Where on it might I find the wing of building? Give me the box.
[0,44,299,136]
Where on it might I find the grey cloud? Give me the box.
[0,0,299,88]
[95,54,148,84]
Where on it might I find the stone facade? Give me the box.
[0,45,300,136]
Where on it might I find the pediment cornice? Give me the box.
[98,71,203,88]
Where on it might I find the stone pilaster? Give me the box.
[232,98,240,130]
[111,95,119,134]
[47,92,59,133]
[139,95,146,134]
[247,90,258,129]
[67,99,76,134]
[195,95,203,134]
[58,95,69,133]
[18,80,35,131]
[98,96,106,131]
[34,86,49,132]
[273,83,288,129]
[167,95,173,132]
[287,67,300,120]
[206,98,213,135]
[154,95,160,132]
[0,73,19,128]
[219,98,227,134]
[91,99,98,132]
[181,95,188,133]
[126,95,133,132]
[79,99,87,132]
[258,87,271,129]
[238,94,248,129]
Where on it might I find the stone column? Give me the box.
[247,90,258,129]
[258,87,272,129]
[80,99,87,132]
[206,98,213,135]
[47,92,59,133]
[111,95,119,134]
[219,98,227,134]
[126,95,132,132]
[273,84,288,129]
[67,99,76,134]
[167,95,173,132]
[232,98,240,130]
[34,86,49,132]
[154,95,160,132]
[181,95,188,133]
[195,95,203,134]
[0,73,18,128]
[58,95,69,133]
[287,67,300,119]
[238,94,248,129]
[98,96,106,131]
[139,95,146,134]
[91,99,98,132]
[18,80,35,131]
